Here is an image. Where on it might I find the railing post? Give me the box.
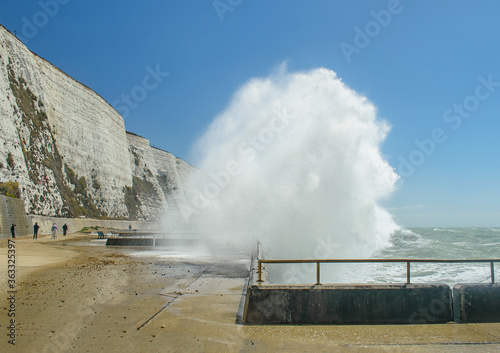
[316,261,321,285]
[406,261,411,284]
[257,260,263,283]
[491,262,495,284]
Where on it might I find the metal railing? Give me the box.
[257,259,500,285]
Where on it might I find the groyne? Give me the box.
[106,238,199,247]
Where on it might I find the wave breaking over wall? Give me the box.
[181,67,399,280]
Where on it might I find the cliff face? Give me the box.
[0,25,194,220]
[126,132,193,221]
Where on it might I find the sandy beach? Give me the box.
[2,233,500,353]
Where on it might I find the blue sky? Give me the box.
[2,1,500,227]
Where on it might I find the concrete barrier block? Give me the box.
[244,284,452,325]
[453,284,500,323]
[106,238,154,246]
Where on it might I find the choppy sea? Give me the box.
[273,228,500,285]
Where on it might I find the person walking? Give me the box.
[62,223,68,236]
[33,222,40,239]
[10,224,16,238]
[51,223,58,239]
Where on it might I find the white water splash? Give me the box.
[178,66,399,274]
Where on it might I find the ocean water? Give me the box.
[269,227,500,285]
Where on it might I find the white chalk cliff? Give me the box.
[0,25,194,220]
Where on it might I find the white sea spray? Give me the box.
[178,66,399,276]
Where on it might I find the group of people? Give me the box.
[10,222,68,239]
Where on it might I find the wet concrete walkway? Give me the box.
[2,234,500,352]
[143,274,500,352]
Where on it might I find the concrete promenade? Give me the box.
[1,234,500,352]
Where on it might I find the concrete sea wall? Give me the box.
[0,194,31,238]
[243,245,499,325]
[453,284,500,323]
[244,284,453,325]
[29,214,161,235]
[243,278,500,325]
